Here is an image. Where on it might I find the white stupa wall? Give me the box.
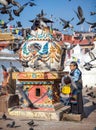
[81,67,96,87]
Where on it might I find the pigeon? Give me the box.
[83,62,93,71]
[13,2,29,16]
[90,11,96,15]
[0,0,21,7]
[11,66,20,72]
[7,10,14,21]
[27,120,34,126]
[89,51,96,60]
[89,86,93,90]
[6,121,15,128]
[74,33,83,42]
[85,21,96,28]
[0,21,10,29]
[36,9,46,18]
[2,113,7,120]
[7,0,21,8]
[85,35,93,44]
[87,92,96,98]
[29,1,36,7]
[16,21,22,27]
[74,6,85,25]
[10,62,20,72]
[29,127,34,130]
[1,65,7,71]
[30,10,53,30]
[92,101,96,105]
[37,10,53,23]
[0,0,8,6]
[0,5,12,14]
[60,17,74,29]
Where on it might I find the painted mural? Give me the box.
[19,28,62,72]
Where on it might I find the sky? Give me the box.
[0,0,96,34]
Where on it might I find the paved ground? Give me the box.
[0,88,96,130]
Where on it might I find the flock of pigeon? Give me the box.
[0,113,36,130]
[0,0,96,30]
[0,0,36,29]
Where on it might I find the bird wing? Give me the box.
[74,10,81,20]
[42,17,53,23]
[60,18,67,24]
[11,0,21,8]
[69,17,74,22]
[1,65,7,71]
[78,6,84,18]
[86,21,96,25]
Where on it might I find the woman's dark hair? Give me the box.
[70,61,78,68]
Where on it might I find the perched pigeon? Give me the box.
[27,120,34,126]
[2,113,7,120]
[6,121,15,128]
[92,101,96,105]
[29,127,34,130]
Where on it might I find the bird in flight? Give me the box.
[74,6,85,25]
[59,17,74,29]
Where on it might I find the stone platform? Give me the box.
[8,105,70,121]
[62,113,83,121]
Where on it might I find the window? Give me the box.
[36,88,40,97]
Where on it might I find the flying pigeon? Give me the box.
[74,33,83,41]
[6,0,21,8]
[29,1,36,7]
[10,62,20,72]
[1,65,7,71]
[7,10,14,21]
[0,21,10,28]
[16,21,22,27]
[30,10,53,30]
[0,5,12,14]
[86,21,96,28]
[90,11,96,15]
[74,6,85,25]
[36,9,46,18]
[60,17,74,29]
[13,2,28,16]
[0,0,8,6]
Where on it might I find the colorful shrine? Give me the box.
[9,28,69,120]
